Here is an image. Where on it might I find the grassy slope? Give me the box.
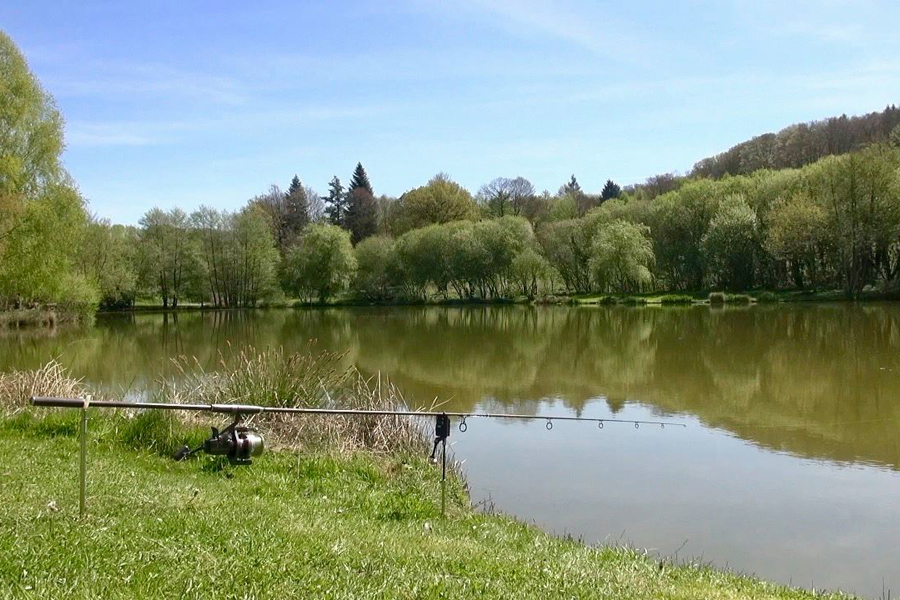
[1,416,852,600]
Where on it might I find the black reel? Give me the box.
[174,417,265,465]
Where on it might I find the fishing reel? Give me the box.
[174,417,265,465]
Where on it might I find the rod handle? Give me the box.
[31,397,89,408]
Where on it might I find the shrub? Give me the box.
[659,294,694,305]
[708,291,726,305]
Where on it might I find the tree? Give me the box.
[0,31,95,313]
[890,124,900,149]
[538,219,593,293]
[478,176,536,217]
[250,184,288,251]
[560,175,581,195]
[283,175,309,245]
[0,183,96,312]
[190,206,279,307]
[353,236,398,300]
[284,224,356,303]
[78,218,139,309]
[813,147,900,296]
[137,208,199,307]
[345,187,378,244]
[701,195,759,290]
[323,176,348,228]
[510,248,552,299]
[305,185,325,222]
[600,179,622,202]
[478,178,512,217]
[589,220,655,293]
[765,192,829,289]
[648,179,720,290]
[349,162,373,196]
[394,174,477,233]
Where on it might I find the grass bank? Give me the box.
[0,358,855,599]
[0,413,853,599]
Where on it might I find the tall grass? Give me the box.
[0,360,85,416]
[0,346,430,456]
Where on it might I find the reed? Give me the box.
[0,346,430,456]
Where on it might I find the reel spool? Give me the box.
[174,417,264,465]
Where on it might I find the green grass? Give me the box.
[0,413,853,599]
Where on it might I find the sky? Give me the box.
[1,0,899,224]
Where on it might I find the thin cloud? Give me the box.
[421,0,672,67]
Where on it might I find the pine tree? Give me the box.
[562,174,581,195]
[345,187,378,244]
[349,162,373,196]
[600,179,622,202]
[323,176,348,228]
[283,175,309,246]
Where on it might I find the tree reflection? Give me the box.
[3,304,900,469]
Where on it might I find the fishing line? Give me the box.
[29,396,686,517]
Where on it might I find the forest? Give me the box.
[3,30,900,318]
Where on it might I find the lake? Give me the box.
[3,304,899,597]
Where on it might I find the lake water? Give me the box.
[3,304,899,597]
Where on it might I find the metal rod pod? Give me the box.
[79,400,89,518]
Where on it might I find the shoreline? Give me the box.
[97,288,900,314]
[0,410,856,599]
[3,289,897,329]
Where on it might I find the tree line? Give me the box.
[105,140,900,307]
[691,104,900,179]
[3,28,900,317]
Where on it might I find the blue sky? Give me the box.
[2,0,898,224]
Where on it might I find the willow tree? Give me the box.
[0,30,95,312]
[589,219,655,293]
[284,224,356,303]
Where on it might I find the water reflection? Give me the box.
[3,305,900,470]
[4,305,900,595]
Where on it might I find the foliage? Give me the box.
[78,218,139,309]
[510,248,553,299]
[600,179,622,201]
[0,30,64,200]
[701,194,759,290]
[538,219,592,293]
[692,104,900,178]
[323,176,348,228]
[0,32,96,315]
[285,223,356,303]
[348,162,373,196]
[589,220,655,293]
[765,192,829,289]
[283,176,310,244]
[186,205,280,307]
[136,208,200,307]
[345,187,378,244]
[477,176,535,217]
[353,235,398,300]
[394,174,478,234]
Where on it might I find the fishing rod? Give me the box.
[29,396,686,517]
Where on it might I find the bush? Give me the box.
[708,291,726,305]
[659,294,694,304]
[284,224,356,303]
[354,236,399,301]
[726,293,753,304]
